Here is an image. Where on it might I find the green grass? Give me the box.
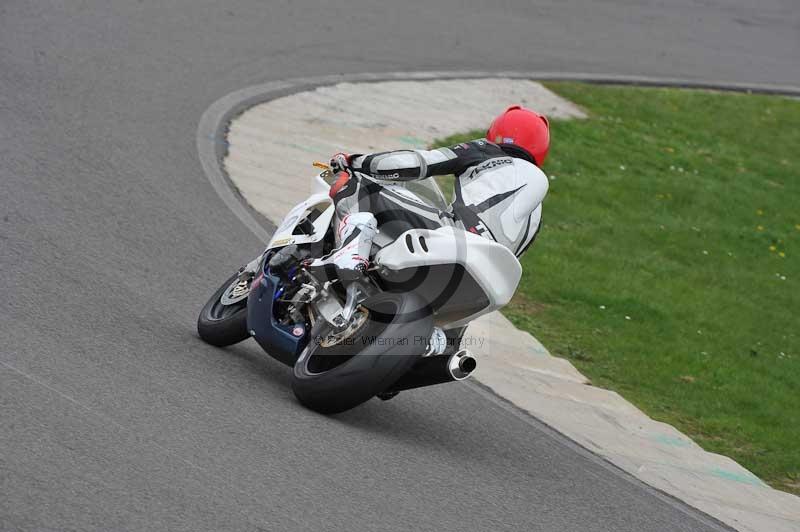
[433,83,800,494]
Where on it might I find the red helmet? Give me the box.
[486,105,550,165]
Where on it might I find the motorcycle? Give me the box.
[197,164,522,414]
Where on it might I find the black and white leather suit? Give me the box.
[323,139,549,269]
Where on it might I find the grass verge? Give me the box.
[434,82,800,494]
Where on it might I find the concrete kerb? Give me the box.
[197,71,800,532]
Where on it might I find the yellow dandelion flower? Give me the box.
[756,209,764,216]
[779,252,786,258]
[795,224,800,231]
[769,245,777,252]
[757,225,764,231]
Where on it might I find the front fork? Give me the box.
[239,252,266,278]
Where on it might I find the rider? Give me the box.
[309,105,550,281]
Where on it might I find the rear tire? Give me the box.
[291,292,433,414]
[197,273,250,347]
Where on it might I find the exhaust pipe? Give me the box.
[448,349,477,380]
[387,350,477,392]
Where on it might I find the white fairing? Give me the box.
[266,174,335,250]
[375,226,522,327]
[309,172,332,196]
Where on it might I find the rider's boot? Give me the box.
[307,212,377,282]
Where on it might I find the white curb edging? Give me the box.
[198,73,800,532]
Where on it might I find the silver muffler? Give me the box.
[386,349,477,393]
[447,350,477,380]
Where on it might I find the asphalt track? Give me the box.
[1,1,796,530]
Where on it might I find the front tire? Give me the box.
[197,273,251,347]
[291,292,433,414]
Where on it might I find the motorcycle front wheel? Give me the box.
[292,291,433,414]
[197,272,251,347]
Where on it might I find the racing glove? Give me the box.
[330,152,352,174]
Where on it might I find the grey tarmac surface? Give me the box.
[1,1,795,530]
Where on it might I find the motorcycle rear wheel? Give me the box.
[291,291,432,414]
